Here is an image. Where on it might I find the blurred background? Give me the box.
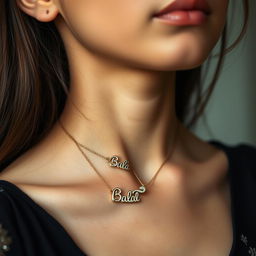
[192,0,256,146]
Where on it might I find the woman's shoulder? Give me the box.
[209,140,256,251]
[209,140,256,195]
[0,179,81,256]
[208,140,256,170]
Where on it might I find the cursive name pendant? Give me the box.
[108,155,130,170]
[111,185,146,203]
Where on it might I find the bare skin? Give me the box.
[0,0,232,255]
[0,125,233,256]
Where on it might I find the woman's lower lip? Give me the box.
[153,10,208,26]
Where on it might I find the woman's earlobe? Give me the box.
[16,0,59,22]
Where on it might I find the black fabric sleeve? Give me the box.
[0,189,26,256]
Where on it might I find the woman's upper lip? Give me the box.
[153,0,211,17]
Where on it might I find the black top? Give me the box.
[0,140,256,256]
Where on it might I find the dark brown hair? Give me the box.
[0,0,250,171]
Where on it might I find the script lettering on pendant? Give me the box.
[111,186,146,203]
[109,155,130,170]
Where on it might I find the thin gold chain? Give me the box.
[65,99,113,161]
[57,119,180,192]
[77,143,110,161]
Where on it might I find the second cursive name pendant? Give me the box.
[111,185,146,203]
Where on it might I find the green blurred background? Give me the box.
[192,0,256,146]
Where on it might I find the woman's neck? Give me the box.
[57,54,179,180]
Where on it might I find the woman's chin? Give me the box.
[140,54,208,71]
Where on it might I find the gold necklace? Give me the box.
[76,143,130,171]
[57,119,180,203]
